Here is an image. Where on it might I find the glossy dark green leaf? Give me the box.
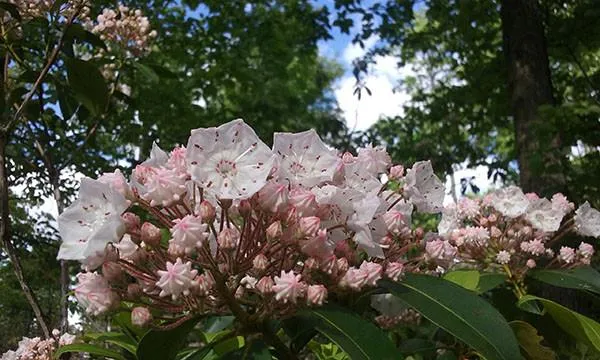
[380,275,521,360]
[443,270,479,291]
[133,63,160,83]
[476,273,507,293]
[65,57,109,115]
[518,295,600,353]
[137,317,201,360]
[528,267,600,295]
[398,338,437,356]
[295,305,398,360]
[509,320,556,360]
[53,343,126,360]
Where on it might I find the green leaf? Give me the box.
[398,338,437,356]
[83,331,137,353]
[518,295,600,353]
[528,267,600,295]
[65,57,109,116]
[509,321,556,360]
[64,23,107,50]
[476,273,507,293]
[137,317,201,360]
[220,340,271,360]
[53,343,126,360]
[380,275,521,360]
[443,270,480,291]
[294,305,398,360]
[133,63,160,83]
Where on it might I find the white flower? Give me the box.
[187,119,275,199]
[575,202,600,238]
[143,141,169,167]
[273,129,340,187]
[156,258,198,300]
[525,198,565,232]
[496,250,511,264]
[115,234,139,261]
[438,204,459,236]
[58,178,128,262]
[343,162,382,194]
[403,161,444,213]
[356,144,391,174]
[97,169,133,200]
[141,167,187,206]
[490,186,530,218]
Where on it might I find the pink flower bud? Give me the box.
[339,268,367,290]
[256,276,274,294]
[302,229,334,260]
[218,228,239,250]
[336,257,349,274]
[414,227,424,239]
[266,221,283,240]
[342,152,355,164]
[102,262,122,282]
[238,199,252,216]
[131,307,152,327]
[258,182,289,213]
[299,216,321,237]
[307,285,327,306]
[487,214,497,223]
[252,254,269,271]
[490,226,502,238]
[196,273,214,296]
[199,200,216,223]
[383,210,406,234]
[526,259,536,268]
[385,262,404,281]
[284,206,299,224]
[141,222,161,247]
[289,187,318,216]
[304,257,320,270]
[127,283,142,299]
[122,212,141,233]
[359,261,383,286]
[389,165,404,180]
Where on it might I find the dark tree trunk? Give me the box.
[500,0,566,196]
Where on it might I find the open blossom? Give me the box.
[273,129,340,187]
[156,258,198,299]
[356,144,391,174]
[75,272,119,315]
[525,198,565,232]
[187,119,275,200]
[58,178,128,262]
[490,186,530,218]
[403,161,444,213]
[520,239,546,256]
[258,182,288,212]
[574,202,600,238]
[273,271,305,304]
[169,215,208,255]
[98,169,133,200]
[141,167,187,206]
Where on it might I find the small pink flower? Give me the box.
[142,167,187,206]
[169,215,208,255]
[299,216,321,237]
[301,229,334,260]
[218,227,240,250]
[156,258,198,299]
[196,274,214,296]
[495,250,511,265]
[526,259,537,268]
[359,261,383,286]
[559,246,576,264]
[382,209,406,234]
[199,200,216,223]
[131,307,152,327]
[122,212,141,233]
[258,182,288,212]
[389,165,404,180]
[385,262,404,281]
[272,270,305,304]
[578,242,594,258]
[266,221,283,240]
[289,187,318,216]
[340,267,368,290]
[74,272,119,316]
[336,257,349,274]
[256,276,275,294]
[307,285,327,306]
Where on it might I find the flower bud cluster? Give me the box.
[7,0,90,21]
[432,187,600,277]
[0,330,76,360]
[85,4,157,57]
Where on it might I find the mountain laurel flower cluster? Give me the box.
[433,187,600,289]
[6,0,90,21]
[56,119,600,330]
[1,330,76,360]
[85,4,157,57]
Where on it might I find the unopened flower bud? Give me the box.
[284,206,298,224]
[141,222,161,247]
[490,226,502,238]
[389,165,404,180]
[131,307,152,327]
[258,182,288,213]
[252,254,269,271]
[127,283,143,300]
[336,257,349,274]
[526,259,536,269]
[102,261,122,282]
[266,221,283,240]
[307,285,327,306]
[414,227,424,239]
[122,212,141,233]
[479,217,488,226]
[196,274,214,296]
[342,152,355,164]
[487,214,497,223]
[256,276,274,294]
[218,227,239,250]
[238,199,252,216]
[199,200,216,222]
[299,216,321,237]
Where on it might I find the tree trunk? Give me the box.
[500,0,566,196]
